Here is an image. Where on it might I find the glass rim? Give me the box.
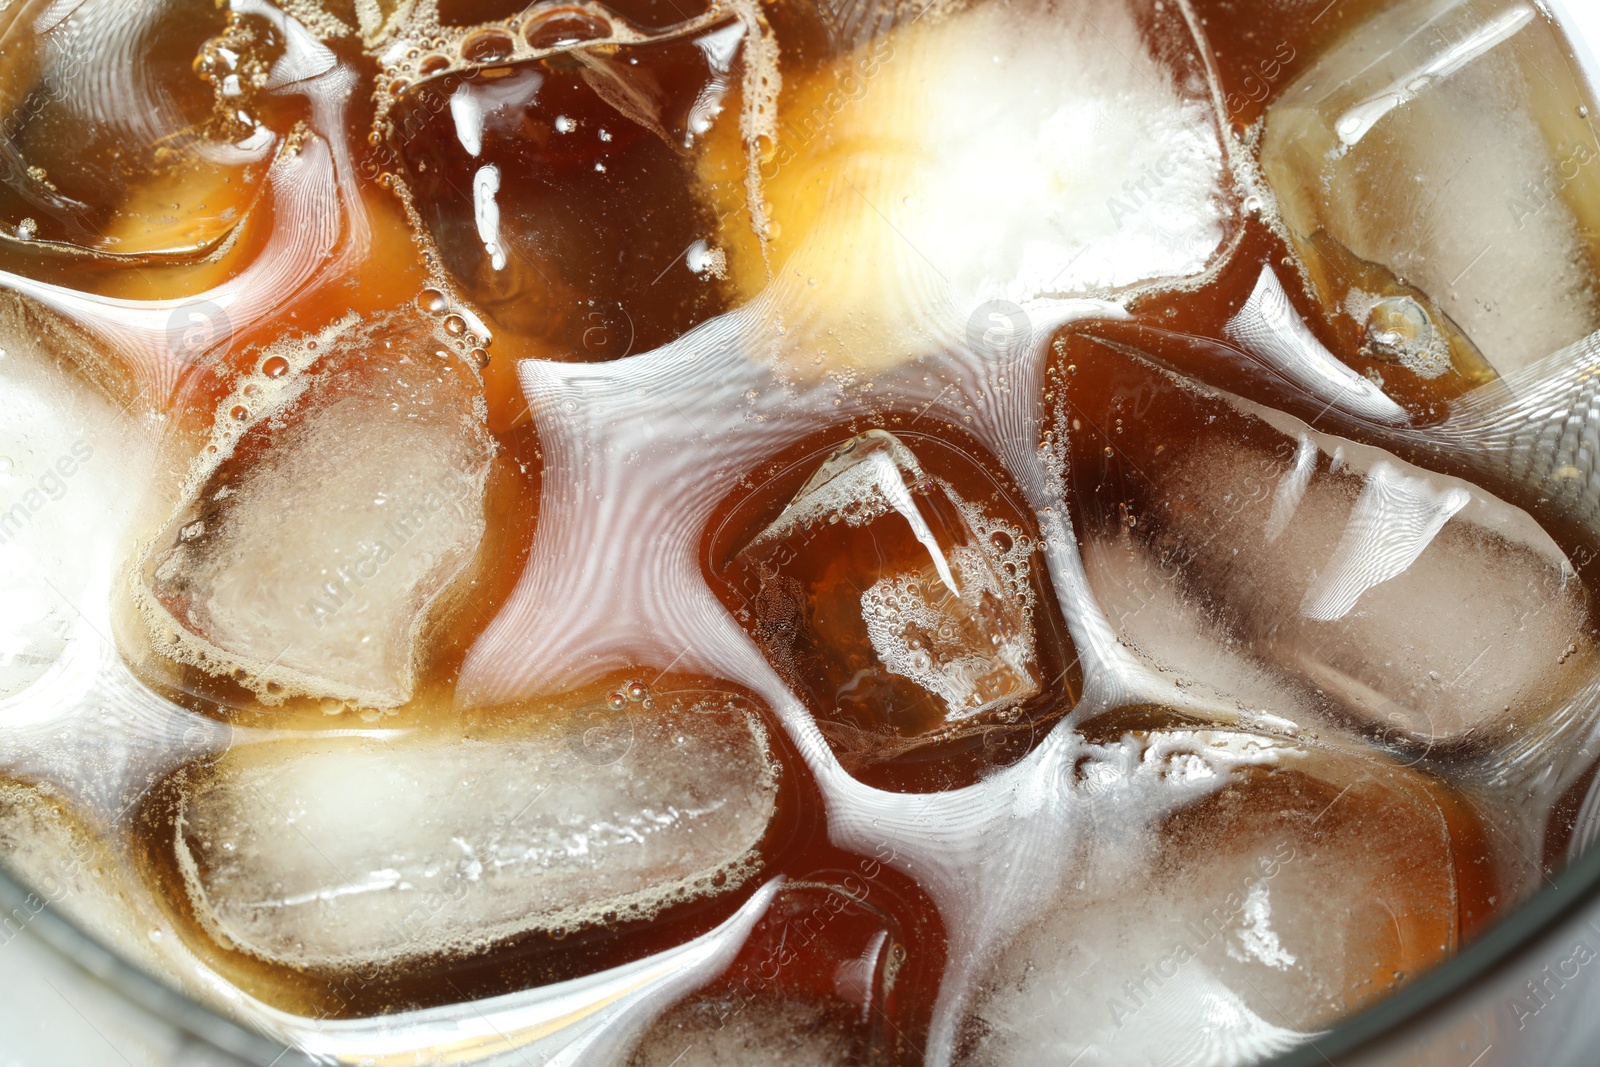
[1256,831,1600,1066]
[0,863,304,1066]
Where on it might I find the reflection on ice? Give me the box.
[1226,267,1408,426]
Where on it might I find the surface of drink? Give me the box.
[0,0,1597,1065]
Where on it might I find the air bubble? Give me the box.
[462,29,515,65]
[261,355,289,378]
[524,11,611,50]
[442,315,467,336]
[229,405,249,421]
[467,347,490,369]
[1365,295,1438,363]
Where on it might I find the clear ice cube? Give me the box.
[962,731,1478,1064]
[389,11,747,359]
[1261,0,1600,380]
[1065,349,1592,750]
[147,687,779,977]
[135,312,495,709]
[0,0,276,260]
[729,430,1076,777]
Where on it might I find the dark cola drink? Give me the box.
[0,0,1598,1064]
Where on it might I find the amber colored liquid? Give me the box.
[0,0,1583,1056]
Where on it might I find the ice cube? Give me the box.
[628,880,924,1066]
[961,734,1479,1064]
[134,312,495,709]
[0,0,382,408]
[1261,0,1600,380]
[1077,536,1323,730]
[0,0,276,260]
[0,303,158,704]
[728,430,1078,779]
[144,686,780,983]
[695,0,1232,377]
[387,10,751,360]
[1062,346,1592,750]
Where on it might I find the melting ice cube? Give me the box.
[390,12,748,358]
[0,781,179,979]
[962,731,1475,1064]
[135,312,495,709]
[0,305,155,706]
[148,687,780,980]
[0,0,277,260]
[696,0,1233,376]
[730,430,1076,777]
[1261,0,1600,380]
[1065,348,1592,750]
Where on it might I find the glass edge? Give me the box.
[1259,820,1600,1066]
[0,865,313,1066]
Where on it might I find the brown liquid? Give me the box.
[0,0,1594,1062]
